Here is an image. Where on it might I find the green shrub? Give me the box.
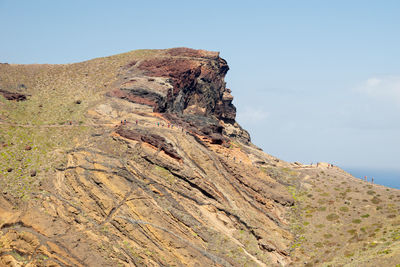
[323,233,333,239]
[314,242,323,248]
[352,219,362,224]
[347,229,357,235]
[371,196,381,204]
[326,213,339,221]
[339,206,349,212]
[378,249,391,255]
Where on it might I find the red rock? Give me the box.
[116,127,181,160]
[113,48,236,122]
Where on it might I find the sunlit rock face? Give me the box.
[109,47,236,122]
[1,48,399,267]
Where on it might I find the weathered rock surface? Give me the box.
[0,48,399,267]
[109,47,236,122]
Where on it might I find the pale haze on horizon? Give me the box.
[1,0,399,173]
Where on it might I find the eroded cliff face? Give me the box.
[109,48,236,122]
[2,48,398,267]
[0,48,295,267]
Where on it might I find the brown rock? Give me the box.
[0,89,27,101]
[111,48,237,122]
[116,127,181,160]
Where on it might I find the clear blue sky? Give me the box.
[1,0,400,173]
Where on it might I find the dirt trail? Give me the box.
[0,119,184,133]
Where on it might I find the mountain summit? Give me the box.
[0,48,399,266]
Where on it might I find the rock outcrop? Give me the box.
[108,47,236,122]
[0,89,27,101]
[0,48,399,267]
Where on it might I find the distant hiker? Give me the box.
[136,119,138,125]
[121,120,123,124]
[157,122,160,127]
[69,121,72,125]
[371,177,374,184]
[167,124,170,128]
[364,176,367,181]
[124,119,127,125]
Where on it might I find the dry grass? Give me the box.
[288,165,400,265]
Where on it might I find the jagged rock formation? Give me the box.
[0,48,399,266]
[108,48,235,122]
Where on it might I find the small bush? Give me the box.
[378,249,392,255]
[371,196,381,204]
[314,242,323,248]
[324,233,333,239]
[326,213,339,221]
[344,251,354,257]
[361,214,370,218]
[352,219,362,224]
[347,229,357,235]
[369,242,378,248]
[339,206,349,212]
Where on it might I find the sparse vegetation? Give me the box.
[339,206,349,212]
[326,213,339,221]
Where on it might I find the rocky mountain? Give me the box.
[0,48,399,266]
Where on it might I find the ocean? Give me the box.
[342,167,400,190]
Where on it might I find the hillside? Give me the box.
[0,48,399,266]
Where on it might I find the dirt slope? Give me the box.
[0,48,399,266]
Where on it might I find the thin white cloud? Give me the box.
[356,76,400,105]
[236,107,270,124]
